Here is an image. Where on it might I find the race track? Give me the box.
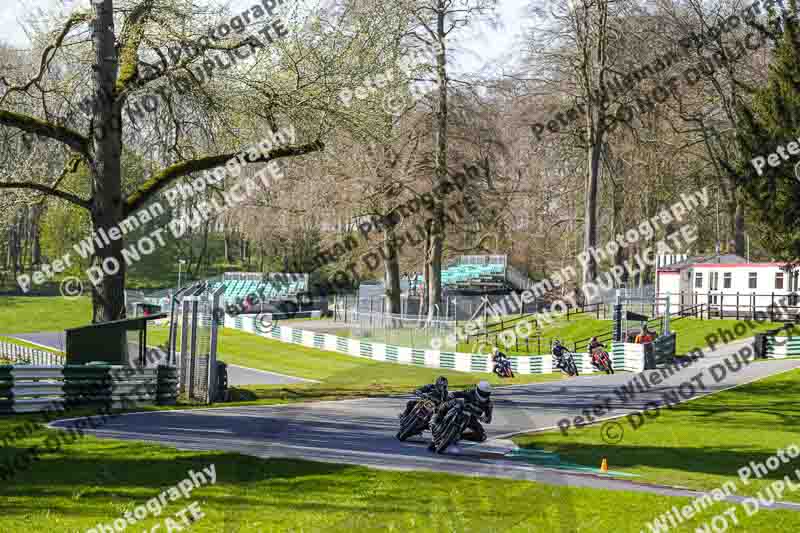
[50,339,800,507]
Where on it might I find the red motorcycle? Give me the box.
[591,348,614,374]
[493,357,515,378]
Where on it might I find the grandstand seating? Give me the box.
[409,258,508,292]
[211,275,308,304]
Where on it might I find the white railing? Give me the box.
[457,255,507,266]
[0,340,65,366]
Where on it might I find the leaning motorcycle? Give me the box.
[493,358,515,378]
[556,351,579,377]
[591,349,614,374]
[396,395,437,441]
[430,399,474,453]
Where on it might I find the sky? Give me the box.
[0,0,533,76]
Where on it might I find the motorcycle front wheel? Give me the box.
[435,423,460,454]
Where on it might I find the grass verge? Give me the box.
[148,327,566,396]
[513,367,800,502]
[0,296,92,333]
[460,315,786,356]
[0,409,797,531]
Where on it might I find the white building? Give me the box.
[656,254,800,318]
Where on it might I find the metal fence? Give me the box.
[169,282,223,404]
[349,311,459,350]
[665,291,800,321]
[454,255,507,266]
[0,340,64,366]
[342,292,544,322]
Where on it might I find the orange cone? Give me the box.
[600,457,608,473]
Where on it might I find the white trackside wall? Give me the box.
[224,315,647,374]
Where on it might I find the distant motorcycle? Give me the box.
[591,349,614,374]
[396,395,438,441]
[493,357,515,378]
[556,351,579,377]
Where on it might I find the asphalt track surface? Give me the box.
[50,338,800,509]
[5,331,310,386]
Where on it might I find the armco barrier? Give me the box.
[766,335,800,358]
[224,315,647,374]
[0,364,177,413]
[611,342,648,372]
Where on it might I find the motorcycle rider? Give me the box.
[551,339,569,371]
[491,347,511,376]
[400,375,449,419]
[587,336,606,367]
[429,381,493,450]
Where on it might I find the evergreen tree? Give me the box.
[731,2,800,259]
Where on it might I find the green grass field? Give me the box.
[147,326,564,403]
[0,296,92,333]
[0,380,799,532]
[1,298,800,530]
[461,314,786,356]
[514,367,800,501]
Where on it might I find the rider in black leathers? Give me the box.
[552,339,569,371]
[429,381,493,448]
[400,376,449,419]
[491,347,511,375]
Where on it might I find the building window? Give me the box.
[749,272,758,289]
[776,272,785,290]
[695,272,703,289]
[723,272,732,289]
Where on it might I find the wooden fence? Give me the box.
[0,364,178,413]
[0,340,64,366]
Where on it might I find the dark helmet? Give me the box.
[591,336,598,343]
[435,376,448,390]
[475,381,492,402]
[553,339,561,347]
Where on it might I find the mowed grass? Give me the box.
[514,367,800,500]
[461,314,787,356]
[0,296,92,333]
[1,412,799,532]
[147,326,565,404]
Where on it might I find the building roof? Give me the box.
[657,254,747,272]
[658,254,795,272]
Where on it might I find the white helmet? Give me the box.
[492,347,499,355]
[476,380,492,402]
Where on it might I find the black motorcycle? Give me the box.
[430,399,476,454]
[555,351,579,377]
[396,394,438,441]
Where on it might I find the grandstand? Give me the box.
[409,255,535,295]
[130,272,314,318]
[210,272,309,309]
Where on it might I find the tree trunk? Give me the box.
[383,226,401,314]
[427,7,448,322]
[31,205,41,266]
[733,197,745,257]
[578,1,609,293]
[224,231,231,263]
[90,0,125,323]
[582,141,601,290]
